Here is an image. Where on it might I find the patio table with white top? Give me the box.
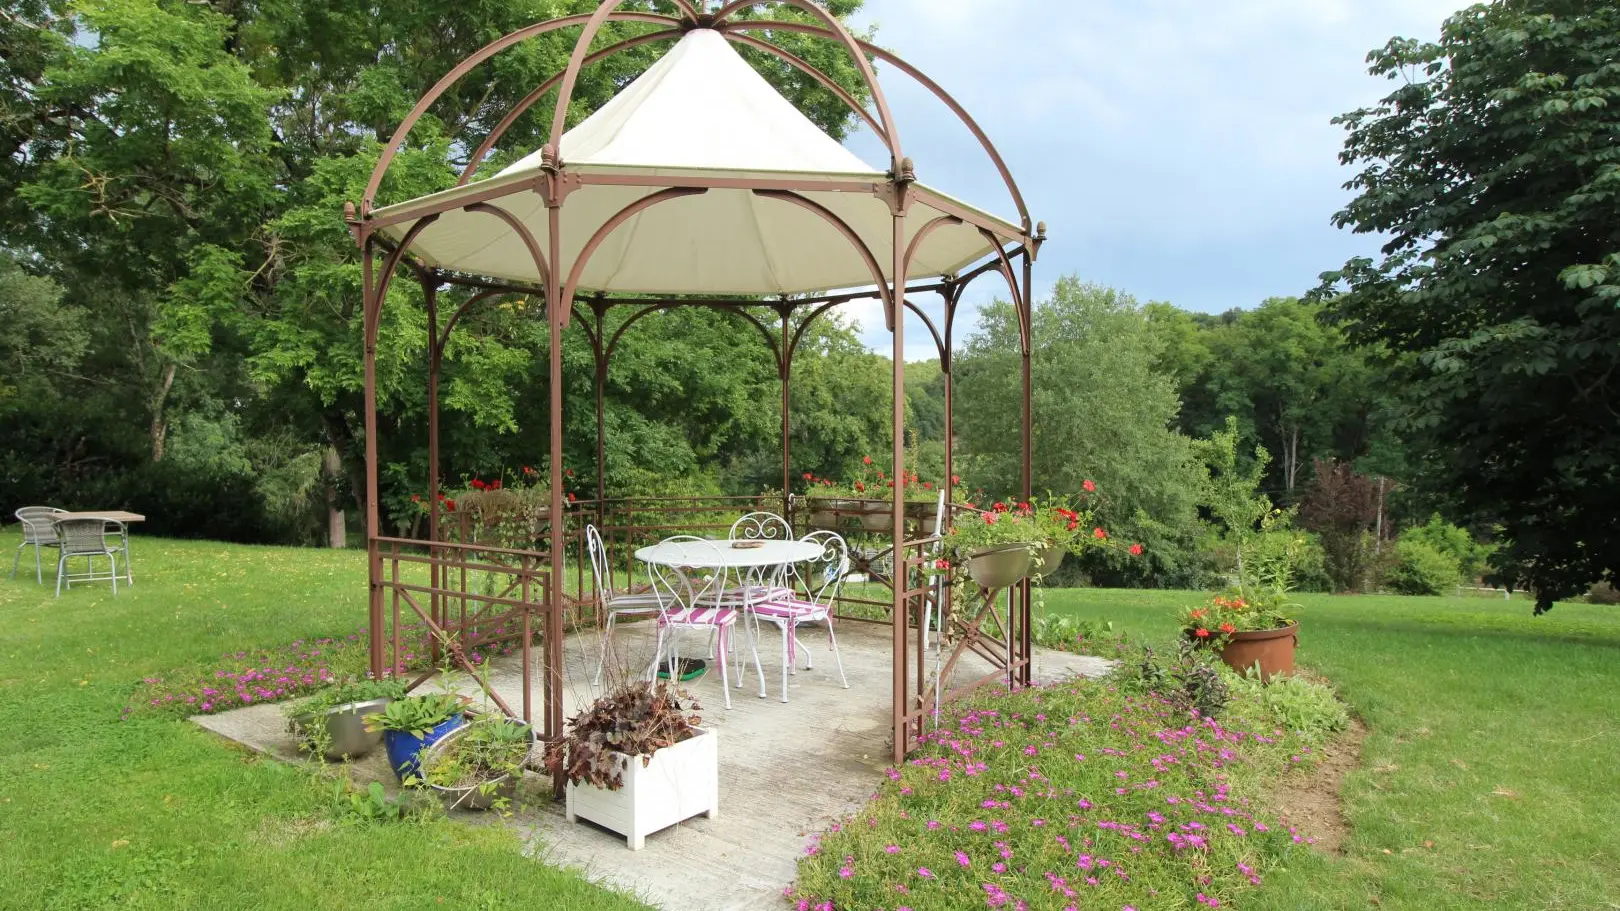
[633,537,821,574]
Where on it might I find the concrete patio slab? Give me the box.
[195,620,1111,910]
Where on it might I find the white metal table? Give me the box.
[634,537,821,571]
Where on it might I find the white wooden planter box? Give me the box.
[564,728,718,850]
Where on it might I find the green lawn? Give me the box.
[4,532,1616,910]
[0,532,648,911]
[1046,588,1620,910]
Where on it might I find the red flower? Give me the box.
[444,500,457,513]
[1194,627,1210,639]
[951,475,961,485]
[522,465,533,475]
[863,455,873,465]
[1066,520,1079,532]
[411,494,422,503]
[1083,479,1096,493]
[1190,609,1207,620]
[992,502,1008,513]
[923,481,934,490]
[1129,543,1144,556]
[855,481,866,493]
[1093,527,1108,540]
[983,512,1000,525]
[1219,623,1236,634]
[470,479,487,490]
[877,470,885,479]
[804,472,814,481]
[568,492,577,502]
[934,559,951,570]
[824,479,834,487]
[565,468,574,478]
[491,479,503,490]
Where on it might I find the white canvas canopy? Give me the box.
[372,28,1023,296]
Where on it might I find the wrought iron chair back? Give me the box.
[728,511,792,542]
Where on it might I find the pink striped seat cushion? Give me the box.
[751,597,826,620]
[658,606,737,626]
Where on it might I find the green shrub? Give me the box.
[1403,514,1493,582]
[1588,582,1620,605]
[1385,539,1463,595]
[1227,670,1350,742]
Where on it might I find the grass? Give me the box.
[0,532,649,911]
[5,531,1617,910]
[1045,589,1620,910]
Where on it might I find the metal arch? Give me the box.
[436,288,508,355]
[956,233,1031,357]
[558,187,710,317]
[604,301,783,372]
[785,299,844,363]
[750,189,895,326]
[709,0,902,164]
[361,10,682,209]
[553,0,902,166]
[462,202,552,287]
[717,31,885,140]
[904,300,948,365]
[367,216,440,348]
[902,214,963,278]
[458,30,684,187]
[726,20,1033,232]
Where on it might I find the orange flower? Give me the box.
[1219,622,1236,634]
[1093,527,1108,540]
[1190,609,1207,620]
[1194,628,1210,639]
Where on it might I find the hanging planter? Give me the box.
[1032,543,1066,578]
[965,543,1033,590]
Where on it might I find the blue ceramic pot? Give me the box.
[384,715,466,780]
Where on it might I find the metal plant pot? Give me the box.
[965,544,1032,590]
[292,697,393,761]
[905,501,942,531]
[1033,543,1066,578]
[859,507,896,533]
[421,722,535,812]
[807,499,845,531]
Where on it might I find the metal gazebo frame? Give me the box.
[348,0,1043,771]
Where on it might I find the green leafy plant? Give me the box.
[1226,669,1350,742]
[363,692,466,738]
[415,716,534,811]
[1385,539,1462,596]
[334,780,416,826]
[1112,643,1231,719]
[940,503,1041,557]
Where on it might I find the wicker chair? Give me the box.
[52,517,127,597]
[11,507,66,584]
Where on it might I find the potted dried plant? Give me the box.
[545,680,716,850]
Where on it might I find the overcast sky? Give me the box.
[833,0,1464,359]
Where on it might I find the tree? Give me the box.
[1298,458,1383,592]
[955,278,1207,584]
[1317,0,1620,610]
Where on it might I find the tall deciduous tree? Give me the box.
[1318,0,1620,610]
[955,278,1207,584]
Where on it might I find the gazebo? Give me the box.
[348,0,1042,769]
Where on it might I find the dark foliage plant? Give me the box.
[543,680,701,792]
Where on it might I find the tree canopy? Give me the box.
[1317,0,1620,609]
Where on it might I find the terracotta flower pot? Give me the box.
[1216,623,1298,682]
[965,544,1032,590]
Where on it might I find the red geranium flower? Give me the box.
[1129,543,1144,556]
[1066,520,1079,532]
[951,475,961,485]
[522,465,533,475]
[444,500,457,513]
[934,559,950,570]
[1194,627,1210,639]
[471,478,487,490]
[1083,479,1096,493]
[1219,622,1236,634]
[565,468,574,478]
[863,455,873,465]
[411,494,422,503]
[804,472,813,481]
[491,479,502,490]
[567,492,577,502]
[992,502,1008,512]
[1093,527,1108,540]
[983,512,999,525]
[922,482,934,490]
[854,481,866,493]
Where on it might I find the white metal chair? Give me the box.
[585,524,664,687]
[748,531,850,702]
[712,511,794,606]
[52,517,126,597]
[645,536,761,710]
[12,506,66,584]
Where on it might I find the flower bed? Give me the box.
[792,671,1333,910]
[124,620,528,719]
